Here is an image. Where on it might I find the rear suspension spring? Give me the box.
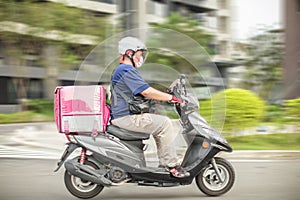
[79,148,87,164]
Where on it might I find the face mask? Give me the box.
[135,56,144,68]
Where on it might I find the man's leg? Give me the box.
[111,113,178,167]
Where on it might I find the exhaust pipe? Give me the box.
[65,160,112,187]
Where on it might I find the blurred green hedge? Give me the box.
[261,97,300,124]
[199,88,266,134]
[285,97,300,124]
[24,99,54,117]
[0,99,54,124]
[263,104,284,123]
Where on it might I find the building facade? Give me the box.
[0,0,234,112]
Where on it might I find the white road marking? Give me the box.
[0,145,59,159]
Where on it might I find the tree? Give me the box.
[147,12,215,74]
[240,28,284,101]
[153,12,215,54]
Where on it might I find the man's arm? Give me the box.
[140,87,172,101]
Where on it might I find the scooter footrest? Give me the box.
[138,181,179,187]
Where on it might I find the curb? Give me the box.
[218,150,300,160]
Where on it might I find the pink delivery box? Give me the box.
[54,85,110,134]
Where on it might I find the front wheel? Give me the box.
[195,157,235,196]
[64,159,104,199]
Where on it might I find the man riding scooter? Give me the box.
[110,36,189,178]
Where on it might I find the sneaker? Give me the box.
[169,165,190,178]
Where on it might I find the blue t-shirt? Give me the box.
[110,64,150,119]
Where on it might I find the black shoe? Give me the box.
[169,165,190,178]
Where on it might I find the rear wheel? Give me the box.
[64,159,104,199]
[195,157,235,196]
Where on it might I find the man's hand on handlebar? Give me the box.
[168,95,183,104]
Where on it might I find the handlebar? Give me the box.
[167,74,199,113]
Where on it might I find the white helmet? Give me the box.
[118,37,147,55]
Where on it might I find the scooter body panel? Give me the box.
[74,134,147,170]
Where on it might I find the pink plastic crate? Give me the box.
[54,85,110,134]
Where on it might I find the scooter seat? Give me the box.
[106,125,150,141]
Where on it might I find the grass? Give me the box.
[0,111,53,124]
[227,133,300,150]
[0,99,54,124]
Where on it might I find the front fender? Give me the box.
[211,141,233,153]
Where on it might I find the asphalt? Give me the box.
[1,122,300,160]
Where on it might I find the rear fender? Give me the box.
[54,142,79,172]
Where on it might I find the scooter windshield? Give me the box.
[168,76,227,144]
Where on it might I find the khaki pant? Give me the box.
[111,113,179,167]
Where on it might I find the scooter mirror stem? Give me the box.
[179,74,186,85]
[179,74,186,83]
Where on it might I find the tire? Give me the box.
[195,157,235,196]
[64,159,104,199]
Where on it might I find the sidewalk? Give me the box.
[3,122,300,160]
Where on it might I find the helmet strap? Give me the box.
[124,50,136,67]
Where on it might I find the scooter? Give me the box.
[54,75,235,199]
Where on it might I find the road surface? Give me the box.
[0,158,300,200]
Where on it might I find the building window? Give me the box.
[6,78,18,104]
[23,48,42,67]
[61,80,75,86]
[0,41,4,66]
[28,79,43,99]
[0,56,3,66]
